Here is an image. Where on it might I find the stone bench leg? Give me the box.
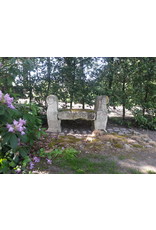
[94,111,108,131]
[46,95,61,132]
[94,96,109,132]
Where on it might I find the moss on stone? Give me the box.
[49,135,82,148]
[113,143,123,148]
[132,144,143,148]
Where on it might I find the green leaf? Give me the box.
[22,156,31,167]
[9,134,18,149]
[9,161,16,168]
[0,105,5,115]
[20,134,28,143]
[19,148,28,157]
[2,132,13,144]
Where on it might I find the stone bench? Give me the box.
[46,95,109,132]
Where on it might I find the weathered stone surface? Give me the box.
[46,95,109,132]
[46,95,61,132]
[124,144,132,151]
[146,145,153,148]
[94,95,109,111]
[58,110,96,120]
[94,112,108,131]
[94,96,108,131]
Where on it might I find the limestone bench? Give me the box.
[46,95,109,132]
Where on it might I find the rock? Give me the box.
[146,145,153,148]
[107,129,113,133]
[127,138,137,144]
[123,131,131,135]
[118,132,124,135]
[106,142,111,146]
[143,138,151,142]
[133,131,140,135]
[124,144,132,151]
[69,129,74,134]
[120,128,127,131]
[149,141,156,146]
[114,129,120,132]
[76,130,80,134]
[82,130,87,134]
[92,130,105,136]
[59,133,65,136]
[64,129,68,133]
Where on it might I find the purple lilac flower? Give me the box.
[13,120,18,126]
[46,158,52,164]
[4,93,14,104]
[7,104,15,109]
[19,118,26,125]
[6,119,27,135]
[33,156,40,163]
[29,162,35,170]
[7,124,12,129]
[8,126,14,132]
[16,126,23,132]
[21,131,25,135]
[0,91,15,109]
[4,93,15,109]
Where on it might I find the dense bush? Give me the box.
[0,91,46,173]
[133,109,156,130]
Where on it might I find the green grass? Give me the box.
[128,168,142,174]
[30,147,148,174]
[54,153,120,174]
[118,155,128,160]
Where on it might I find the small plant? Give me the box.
[63,148,79,160]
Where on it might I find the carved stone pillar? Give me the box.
[94,96,109,131]
[46,95,61,132]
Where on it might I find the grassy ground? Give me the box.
[30,131,156,174]
[31,151,142,174]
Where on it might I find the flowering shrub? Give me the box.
[0,91,46,173]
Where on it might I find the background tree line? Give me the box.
[0,57,156,128]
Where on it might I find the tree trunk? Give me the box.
[123,104,126,120]
[122,76,126,120]
[82,98,85,109]
[46,57,51,96]
[108,57,114,89]
[70,100,73,109]
[28,72,33,104]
